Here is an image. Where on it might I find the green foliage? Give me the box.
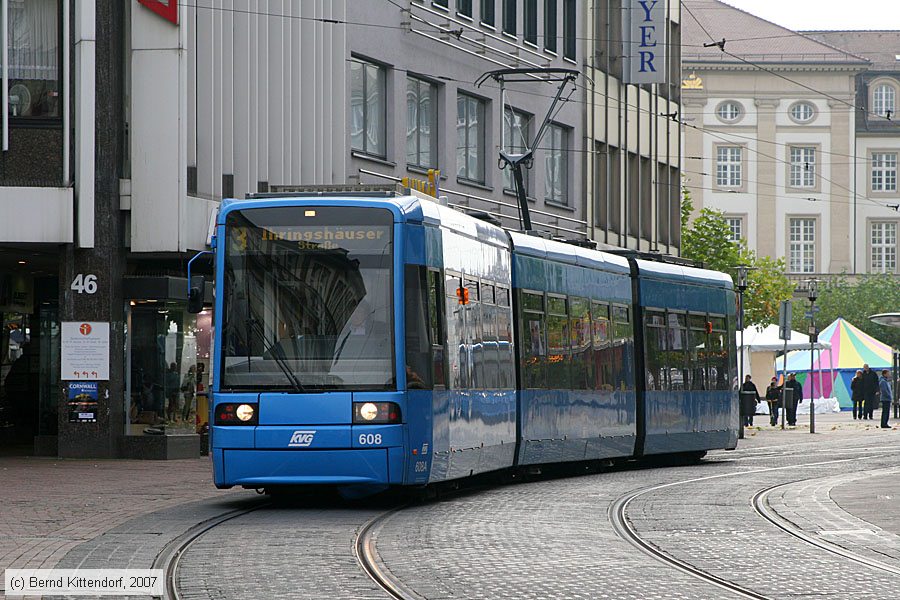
[790,274,900,349]
[680,190,793,328]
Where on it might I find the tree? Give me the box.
[681,190,794,328]
[791,274,900,349]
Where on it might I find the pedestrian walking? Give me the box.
[879,369,893,429]
[861,364,879,420]
[740,375,760,426]
[850,370,865,420]
[181,365,197,423]
[765,376,781,426]
[784,373,803,426]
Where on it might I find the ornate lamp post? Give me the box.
[807,279,819,434]
[736,265,750,439]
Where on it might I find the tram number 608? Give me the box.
[358,433,382,446]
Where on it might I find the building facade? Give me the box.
[10,0,690,458]
[587,0,683,253]
[681,0,881,282]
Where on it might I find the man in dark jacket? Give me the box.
[740,375,760,426]
[785,373,803,427]
[861,364,880,420]
[879,370,893,428]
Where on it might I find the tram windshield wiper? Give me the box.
[248,317,306,393]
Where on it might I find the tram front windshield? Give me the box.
[221,206,394,391]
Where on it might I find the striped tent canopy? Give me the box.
[778,318,893,407]
[784,317,892,371]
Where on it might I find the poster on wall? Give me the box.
[67,381,99,423]
[61,322,110,380]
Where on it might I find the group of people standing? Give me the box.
[739,364,894,429]
[740,373,804,427]
[851,364,893,428]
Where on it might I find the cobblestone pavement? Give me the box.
[6,412,900,599]
[0,456,244,582]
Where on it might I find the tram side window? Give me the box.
[666,312,688,391]
[521,291,546,388]
[591,301,611,390]
[547,296,570,388]
[481,283,499,389]
[404,266,433,389]
[688,314,708,391]
[445,273,467,389]
[496,287,514,389]
[644,310,666,392]
[465,279,484,389]
[611,305,633,391]
[570,297,593,390]
[427,270,446,388]
[708,316,728,390]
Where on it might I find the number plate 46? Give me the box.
[71,274,99,294]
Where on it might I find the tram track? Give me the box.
[154,499,270,600]
[607,454,900,600]
[355,507,421,600]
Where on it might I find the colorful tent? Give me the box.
[778,318,893,408]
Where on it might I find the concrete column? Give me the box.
[755,98,779,259]
[57,0,126,458]
[828,99,852,272]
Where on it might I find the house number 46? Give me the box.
[70,274,98,294]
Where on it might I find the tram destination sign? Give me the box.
[61,322,110,381]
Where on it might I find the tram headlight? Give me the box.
[235,404,255,422]
[358,402,379,421]
[215,402,259,425]
[353,401,402,424]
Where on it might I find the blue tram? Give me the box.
[202,191,737,490]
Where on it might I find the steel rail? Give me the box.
[753,479,900,577]
[355,507,422,600]
[608,454,896,600]
[154,500,270,600]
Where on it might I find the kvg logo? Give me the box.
[288,430,316,447]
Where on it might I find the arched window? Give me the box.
[716,101,742,123]
[873,83,896,118]
[789,102,815,123]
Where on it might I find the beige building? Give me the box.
[680,0,897,280]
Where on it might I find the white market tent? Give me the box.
[736,324,838,414]
[736,324,832,388]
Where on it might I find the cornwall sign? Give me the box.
[624,0,667,85]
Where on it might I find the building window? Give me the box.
[407,77,438,169]
[872,152,898,192]
[872,222,898,273]
[8,0,61,119]
[481,0,495,25]
[523,0,538,44]
[545,124,568,205]
[789,146,816,188]
[502,0,516,35]
[874,83,896,118]
[457,0,473,17]
[563,0,576,60]
[503,108,532,194]
[789,102,816,123]
[350,59,386,158]
[726,217,743,243]
[457,94,485,183]
[789,218,816,274]
[715,101,742,123]
[716,146,742,188]
[544,0,558,53]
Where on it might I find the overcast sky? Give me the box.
[720,0,900,31]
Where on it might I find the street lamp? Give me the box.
[807,279,819,434]
[736,265,750,439]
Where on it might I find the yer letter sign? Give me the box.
[624,0,667,85]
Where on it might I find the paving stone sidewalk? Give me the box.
[0,456,240,579]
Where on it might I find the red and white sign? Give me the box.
[138,0,179,25]
[61,322,110,381]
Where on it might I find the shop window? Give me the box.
[127,302,211,436]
